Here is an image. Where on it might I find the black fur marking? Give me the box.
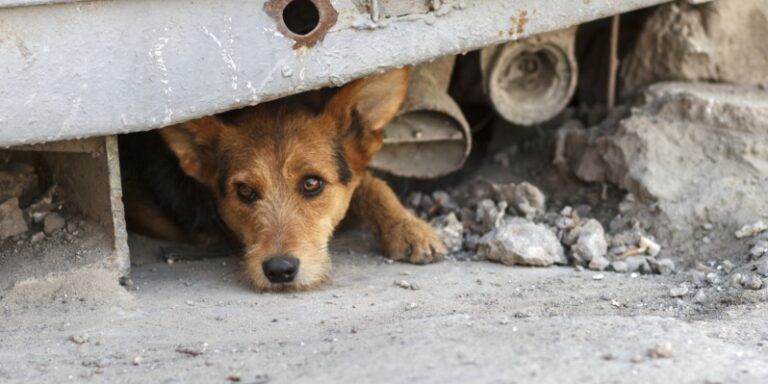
[119,131,230,242]
[333,141,352,185]
[217,152,230,197]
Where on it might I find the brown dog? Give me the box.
[120,68,446,291]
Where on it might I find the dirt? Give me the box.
[621,0,768,95]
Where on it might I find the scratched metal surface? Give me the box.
[0,0,671,146]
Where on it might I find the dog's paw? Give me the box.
[382,217,447,264]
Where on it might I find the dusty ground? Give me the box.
[2,228,768,384]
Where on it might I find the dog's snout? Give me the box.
[262,255,300,283]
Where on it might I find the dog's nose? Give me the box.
[262,256,300,283]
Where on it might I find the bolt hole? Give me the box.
[282,0,320,36]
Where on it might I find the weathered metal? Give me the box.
[370,55,470,178]
[480,27,578,126]
[0,0,672,146]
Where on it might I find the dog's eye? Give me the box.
[235,183,259,203]
[300,176,324,197]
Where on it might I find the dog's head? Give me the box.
[159,68,409,291]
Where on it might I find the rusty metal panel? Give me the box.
[0,0,672,146]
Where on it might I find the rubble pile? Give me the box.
[412,178,673,275]
[0,161,82,247]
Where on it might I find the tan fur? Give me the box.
[147,68,446,291]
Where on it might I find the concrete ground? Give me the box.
[1,229,768,384]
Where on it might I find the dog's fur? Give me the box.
[120,68,446,291]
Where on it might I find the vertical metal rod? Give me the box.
[607,14,620,109]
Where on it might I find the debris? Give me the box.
[490,182,547,219]
[0,198,28,240]
[639,236,661,257]
[630,355,644,364]
[735,220,768,239]
[132,356,143,366]
[479,218,566,267]
[721,260,734,274]
[669,286,689,298]
[588,256,610,272]
[609,261,628,273]
[29,232,45,244]
[475,199,507,232]
[750,240,768,258]
[739,274,764,291]
[69,335,88,345]
[394,280,420,291]
[405,302,418,311]
[624,256,649,274]
[572,219,608,263]
[0,162,39,204]
[43,212,66,235]
[175,342,209,356]
[429,213,463,254]
[757,259,768,277]
[592,274,604,281]
[648,258,675,275]
[647,342,673,359]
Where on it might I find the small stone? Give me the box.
[630,355,644,364]
[649,258,675,275]
[735,220,768,239]
[693,289,707,304]
[227,375,241,382]
[405,302,418,311]
[475,199,506,232]
[588,256,610,271]
[647,342,673,359]
[750,240,768,258]
[30,231,46,244]
[69,335,88,345]
[479,218,566,267]
[592,273,605,280]
[43,213,66,235]
[572,219,608,263]
[394,280,419,291]
[721,260,733,274]
[669,286,689,297]
[740,274,764,290]
[625,256,649,274]
[706,272,721,285]
[756,259,768,277]
[0,198,28,240]
[132,356,143,366]
[609,261,628,273]
[429,213,463,254]
[175,342,209,356]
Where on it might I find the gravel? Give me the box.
[480,218,566,267]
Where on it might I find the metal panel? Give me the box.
[0,0,671,146]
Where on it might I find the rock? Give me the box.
[0,162,39,205]
[485,181,546,219]
[736,220,768,239]
[29,232,45,244]
[750,240,768,258]
[669,286,689,298]
[589,83,768,260]
[624,256,649,274]
[475,199,506,232]
[430,213,463,254]
[692,289,707,304]
[740,274,764,290]
[571,219,608,263]
[647,342,673,359]
[721,260,734,274]
[0,198,28,240]
[757,259,768,277]
[394,280,419,291]
[621,0,768,93]
[588,256,610,271]
[431,190,458,213]
[610,261,628,273]
[43,213,66,235]
[479,218,566,267]
[175,342,209,356]
[648,258,675,275]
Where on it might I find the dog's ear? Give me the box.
[327,68,409,169]
[158,116,227,189]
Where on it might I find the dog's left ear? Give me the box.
[327,68,409,168]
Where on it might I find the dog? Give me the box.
[119,68,447,291]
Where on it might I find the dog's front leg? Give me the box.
[351,174,447,264]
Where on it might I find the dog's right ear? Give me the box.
[158,116,226,189]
